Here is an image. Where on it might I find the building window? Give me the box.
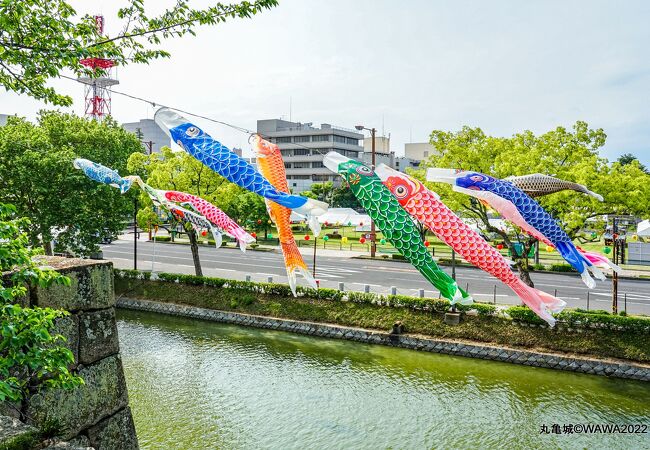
[396,161,400,167]
[294,148,310,156]
[293,162,310,168]
[294,136,310,143]
[312,175,330,181]
[312,161,325,168]
[281,149,293,157]
[284,163,291,169]
[294,175,310,180]
[276,136,292,143]
[423,151,429,157]
[313,135,330,142]
[346,137,358,145]
[333,135,347,144]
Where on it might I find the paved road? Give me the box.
[102,239,650,315]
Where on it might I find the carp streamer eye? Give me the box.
[470,175,484,182]
[356,165,374,176]
[394,185,409,199]
[185,126,200,137]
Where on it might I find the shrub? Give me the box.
[532,263,546,271]
[391,254,406,261]
[550,264,574,272]
[240,295,256,306]
[505,306,547,325]
[152,235,171,242]
[457,302,498,317]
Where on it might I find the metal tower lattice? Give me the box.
[78,16,119,120]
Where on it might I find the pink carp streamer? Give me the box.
[376,165,566,326]
[163,191,255,252]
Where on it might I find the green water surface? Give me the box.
[117,310,650,449]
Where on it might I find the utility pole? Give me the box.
[355,124,377,257]
[133,197,138,270]
[312,236,317,279]
[612,216,618,314]
[370,127,377,258]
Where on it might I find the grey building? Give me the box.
[122,118,170,154]
[360,151,419,173]
[0,114,10,126]
[360,135,419,173]
[257,119,364,193]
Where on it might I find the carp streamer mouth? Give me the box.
[323,151,351,174]
[154,107,188,138]
[426,168,462,185]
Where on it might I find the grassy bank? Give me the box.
[114,270,650,363]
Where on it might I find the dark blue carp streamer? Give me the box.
[427,169,605,288]
[154,108,327,221]
[73,158,132,193]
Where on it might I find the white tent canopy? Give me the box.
[637,219,650,237]
[291,208,370,227]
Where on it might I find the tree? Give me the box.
[0,0,278,105]
[0,112,142,256]
[127,147,268,275]
[303,182,360,209]
[1,203,82,403]
[418,122,650,286]
[618,153,648,174]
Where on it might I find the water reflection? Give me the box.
[117,310,650,450]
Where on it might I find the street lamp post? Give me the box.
[355,125,377,258]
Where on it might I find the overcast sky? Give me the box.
[2,0,649,162]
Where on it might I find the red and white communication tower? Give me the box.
[78,15,119,120]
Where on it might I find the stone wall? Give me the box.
[118,297,650,382]
[1,258,138,450]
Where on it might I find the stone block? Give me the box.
[87,407,138,450]
[78,309,119,365]
[52,315,80,366]
[0,415,39,450]
[26,355,128,440]
[34,260,114,312]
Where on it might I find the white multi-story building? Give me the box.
[257,119,364,193]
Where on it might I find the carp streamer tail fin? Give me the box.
[280,241,316,296]
[510,279,565,327]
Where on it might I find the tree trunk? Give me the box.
[517,260,534,287]
[188,229,203,277]
[42,240,53,256]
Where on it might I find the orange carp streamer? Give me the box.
[252,135,317,296]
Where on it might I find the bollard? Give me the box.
[267,276,273,283]
[246,275,251,282]
[338,282,345,291]
[419,289,425,298]
[587,291,590,311]
[465,283,469,292]
[624,292,627,313]
[554,289,557,297]
[390,286,397,296]
[364,284,370,293]
[493,285,497,304]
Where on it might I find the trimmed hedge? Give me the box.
[115,269,500,316]
[114,269,650,361]
[115,269,650,333]
[152,235,171,242]
[550,264,574,272]
[506,306,650,333]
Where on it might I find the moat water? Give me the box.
[117,309,650,449]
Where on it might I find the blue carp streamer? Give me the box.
[73,158,132,193]
[154,108,327,223]
[427,169,605,288]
